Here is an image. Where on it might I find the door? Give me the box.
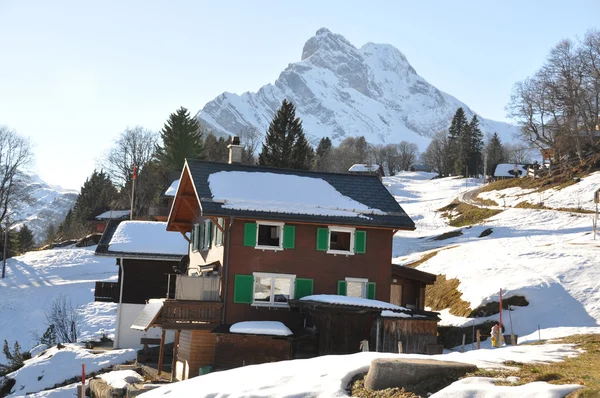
[390,284,403,306]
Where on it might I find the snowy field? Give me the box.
[0,247,118,362]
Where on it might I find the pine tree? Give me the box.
[203,133,228,162]
[467,115,484,176]
[314,137,333,171]
[485,132,505,176]
[258,99,314,170]
[156,107,204,172]
[448,108,470,176]
[17,225,34,254]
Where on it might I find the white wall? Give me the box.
[114,303,174,349]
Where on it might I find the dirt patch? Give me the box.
[478,228,493,238]
[425,274,471,317]
[437,201,502,227]
[430,230,463,241]
[404,251,439,268]
[515,201,594,214]
[470,296,529,318]
[467,334,600,397]
[348,370,463,398]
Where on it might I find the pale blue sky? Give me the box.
[0,0,597,190]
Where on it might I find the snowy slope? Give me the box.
[0,247,118,362]
[388,172,600,343]
[12,174,77,243]
[196,28,518,147]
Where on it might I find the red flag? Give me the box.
[133,164,137,180]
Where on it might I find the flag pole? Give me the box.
[130,164,137,221]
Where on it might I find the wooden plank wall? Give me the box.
[214,334,292,370]
[316,312,373,355]
[176,329,216,380]
[380,319,438,354]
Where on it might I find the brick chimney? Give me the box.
[228,136,243,164]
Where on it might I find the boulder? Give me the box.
[364,358,477,391]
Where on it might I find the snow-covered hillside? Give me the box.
[197,28,518,147]
[389,172,600,342]
[0,247,118,362]
[12,174,77,242]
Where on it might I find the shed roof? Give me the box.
[95,220,187,260]
[174,160,414,229]
[392,265,437,285]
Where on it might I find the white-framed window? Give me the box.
[252,272,295,306]
[256,221,284,251]
[346,277,368,298]
[327,226,355,255]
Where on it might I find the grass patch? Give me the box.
[515,201,594,214]
[467,334,600,397]
[348,371,466,398]
[473,196,499,207]
[404,251,439,269]
[437,201,502,227]
[425,274,471,317]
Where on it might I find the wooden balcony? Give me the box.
[94,281,119,302]
[155,300,223,329]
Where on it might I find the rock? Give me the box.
[126,383,162,397]
[0,376,16,397]
[89,378,125,398]
[364,358,477,391]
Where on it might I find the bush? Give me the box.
[44,294,81,344]
[1,340,31,376]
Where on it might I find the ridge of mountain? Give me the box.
[196,27,517,147]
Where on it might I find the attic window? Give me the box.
[256,222,283,250]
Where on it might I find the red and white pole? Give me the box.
[499,288,503,337]
[81,363,86,398]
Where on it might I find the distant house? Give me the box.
[93,220,188,350]
[128,137,440,381]
[148,172,181,221]
[493,164,528,180]
[89,210,130,233]
[410,164,434,173]
[348,163,385,178]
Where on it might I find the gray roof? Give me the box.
[185,160,415,229]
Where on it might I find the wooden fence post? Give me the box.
[476,330,481,350]
[461,334,466,352]
[398,342,403,354]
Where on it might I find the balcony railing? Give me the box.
[94,281,119,302]
[156,300,223,328]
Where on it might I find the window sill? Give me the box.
[327,249,355,256]
[255,245,283,252]
[251,302,290,308]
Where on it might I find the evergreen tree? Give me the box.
[447,108,468,175]
[485,132,505,176]
[17,225,34,254]
[203,133,228,162]
[0,228,19,258]
[258,99,314,170]
[314,137,333,171]
[467,115,484,176]
[156,107,204,172]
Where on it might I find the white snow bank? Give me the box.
[108,221,187,255]
[138,344,580,398]
[230,321,292,336]
[431,377,581,398]
[23,382,85,398]
[208,171,385,217]
[300,294,408,311]
[99,369,144,389]
[95,210,130,220]
[6,344,135,397]
[165,179,179,196]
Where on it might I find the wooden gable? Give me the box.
[167,165,200,235]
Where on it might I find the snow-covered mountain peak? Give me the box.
[196,28,518,146]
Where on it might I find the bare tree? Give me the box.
[101,126,158,187]
[397,141,419,171]
[422,130,452,176]
[239,127,262,165]
[0,127,34,228]
[504,143,534,164]
[44,293,81,343]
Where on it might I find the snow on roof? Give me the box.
[230,321,293,336]
[95,210,130,220]
[494,164,528,178]
[208,171,385,218]
[165,179,180,196]
[108,221,188,255]
[380,310,413,318]
[348,164,380,172]
[299,294,408,311]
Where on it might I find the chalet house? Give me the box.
[348,163,385,178]
[493,164,528,180]
[89,210,130,233]
[94,220,188,349]
[131,139,439,380]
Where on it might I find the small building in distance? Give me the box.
[493,164,528,180]
[89,210,130,234]
[348,163,385,178]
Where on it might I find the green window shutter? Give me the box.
[243,223,257,247]
[316,228,329,251]
[337,280,347,296]
[294,278,314,299]
[233,274,254,304]
[193,224,200,251]
[354,230,367,254]
[190,226,195,250]
[207,221,213,249]
[367,282,376,300]
[282,225,296,249]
